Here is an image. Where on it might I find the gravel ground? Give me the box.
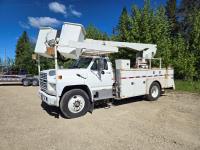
[0,86,200,150]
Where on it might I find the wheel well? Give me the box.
[61,85,92,102]
[22,78,29,82]
[152,80,162,89]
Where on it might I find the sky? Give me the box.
[0,0,171,59]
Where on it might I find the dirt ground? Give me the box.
[0,86,199,150]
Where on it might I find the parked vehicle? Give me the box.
[0,69,39,86]
[35,22,175,118]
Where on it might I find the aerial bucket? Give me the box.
[57,22,86,59]
[34,27,57,58]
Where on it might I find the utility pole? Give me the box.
[4,48,7,72]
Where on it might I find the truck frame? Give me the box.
[35,22,175,118]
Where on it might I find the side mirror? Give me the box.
[97,58,104,77]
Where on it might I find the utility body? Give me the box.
[35,22,175,118]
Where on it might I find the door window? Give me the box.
[91,58,108,70]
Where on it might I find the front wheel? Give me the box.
[146,82,161,101]
[60,89,90,119]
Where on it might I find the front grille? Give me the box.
[40,72,47,92]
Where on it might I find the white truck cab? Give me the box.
[35,22,175,118]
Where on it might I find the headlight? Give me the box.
[47,83,56,95]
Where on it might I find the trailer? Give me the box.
[35,22,175,118]
[0,69,39,86]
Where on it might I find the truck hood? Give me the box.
[41,69,88,84]
[57,69,88,78]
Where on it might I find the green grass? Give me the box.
[175,80,200,93]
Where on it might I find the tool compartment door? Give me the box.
[119,70,146,98]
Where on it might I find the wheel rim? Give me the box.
[151,85,159,98]
[68,95,85,113]
[24,80,28,85]
[33,81,37,85]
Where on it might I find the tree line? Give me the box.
[86,0,200,80]
[14,0,200,80]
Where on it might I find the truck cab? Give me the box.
[40,56,114,117]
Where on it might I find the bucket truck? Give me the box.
[35,22,175,118]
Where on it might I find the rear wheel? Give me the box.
[60,89,90,119]
[32,79,39,86]
[22,79,31,86]
[146,82,161,101]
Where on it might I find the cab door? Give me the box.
[87,58,113,100]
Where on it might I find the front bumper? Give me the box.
[39,90,59,107]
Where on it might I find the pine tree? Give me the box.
[110,7,136,65]
[15,31,37,74]
[86,24,108,40]
[152,7,172,68]
[166,0,178,35]
[117,7,131,42]
[172,34,196,80]
[129,5,142,42]
[189,10,200,79]
[140,0,152,43]
[178,0,200,38]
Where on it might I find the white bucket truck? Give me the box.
[35,22,175,118]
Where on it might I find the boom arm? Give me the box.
[84,39,157,59]
[34,22,157,59]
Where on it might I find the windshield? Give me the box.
[69,57,92,69]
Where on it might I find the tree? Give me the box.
[178,0,200,38]
[0,57,2,65]
[189,10,200,79]
[86,24,108,40]
[15,31,37,74]
[152,7,172,68]
[166,0,178,35]
[117,7,131,42]
[139,0,153,43]
[172,34,196,80]
[110,7,136,65]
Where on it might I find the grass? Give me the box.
[175,80,200,93]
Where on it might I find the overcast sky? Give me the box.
[0,0,171,59]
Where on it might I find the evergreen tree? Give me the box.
[153,7,172,68]
[15,31,37,74]
[129,5,142,42]
[178,0,200,38]
[86,24,108,40]
[166,0,178,35]
[172,34,196,80]
[140,0,152,43]
[117,7,131,42]
[130,3,173,68]
[111,7,136,65]
[0,57,2,65]
[189,10,200,79]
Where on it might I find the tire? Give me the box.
[146,82,161,101]
[23,79,31,86]
[60,89,90,119]
[32,79,39,86]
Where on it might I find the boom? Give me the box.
[34,22,157,60]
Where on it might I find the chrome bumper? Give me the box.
[39,90,59,107]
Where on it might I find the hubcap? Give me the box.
[151,85,159,98]
[68,95,85,113]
